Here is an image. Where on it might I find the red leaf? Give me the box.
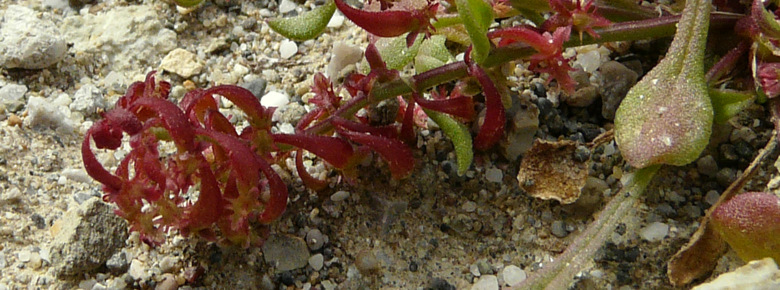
[272,133,355,168]
[295,149,329,191]
[202,85,274,129]
[413,92,475,120]
[82,130,123,192]
[334,0,438,44]
[469,63,505,151]
[334,123,415,179]
[256,156,289,223]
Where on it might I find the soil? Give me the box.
[0,0,774,289]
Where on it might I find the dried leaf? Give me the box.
[517,139,590,204]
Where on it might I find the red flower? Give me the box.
[543,0,611,40]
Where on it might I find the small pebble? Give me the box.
[17,250,31,262]
[279,40,298,59]
[155,273,178,290]
[308,253,324,271]
[159,256,178,273]
[551,220,568,238]
[355,250,381,275]
[305,228,325,251]
[696,155,719,178]
[485,168,503,183]
[639,222,669,242]
[471,275,498,290]
[330,190,350,202]
[462,201,477,213]
[260,91,290,108]
[470,263,481,277]
[704,190,721,206]
[502,265,527,286]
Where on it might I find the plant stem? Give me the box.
[514,165,660,290]
[308,11,740,135]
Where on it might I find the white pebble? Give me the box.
[308,253,324,271]
[471,275,498,290]
[327,12,345,28]
[485,168,503,183]
[17,250,31,262]
[260,91,290,108]
[330,190,350,202]
[502,265,527,286]
[279,40,298,59]
[639,222,669,242]
[279,0,297,14]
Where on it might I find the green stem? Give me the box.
[515,165,660,290]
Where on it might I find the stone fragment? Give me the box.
[598,61,639,120]
[639,222,669,242]
[262,234,309,272]
[0,6,67,69]
[693,258,780,290]
[48,198,129,277]
[471,275,498,290]
[159,48,203,78]
[70,84,107,114]
[502,265,527,286]
[24,94,75,132]
[0,84,28,112]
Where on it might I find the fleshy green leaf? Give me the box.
[425,109,473,175]
[376,34,423,70]
[267,0,336,41]
[456,0,494,64]
[709,88,755,124]
[614,0,713,168]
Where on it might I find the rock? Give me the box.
[704,190,720,206]
[485,168,503,183]
[159,256,179,273]
[638,222,669,242]
[0,187,22,204]
[355,250,381,275]
[48,198,129,277]
[500,98,540,161]
[62,5,177,73]
[156,273,178,290]
[260,91,290,108]
[279,39,298,59]
[696,155,719,178]
[471,275,498,290]
[241,77,268,99]
[128,259,146,281]
[308,253,324,271]
[566,85,599,107]
[330,190,350,202]
[0,6,67,69]
[24,94,75,132]
[262,234,310,272]
[327,42,363,79]
[598,61,639,120]
[41,0,70,10]
[692,258,780,290]
[159,48,203,78]
[105,251,130,275]
[0,84,28,112]
[462,201,477,213]
[551,220,568,238]
[279,0,297,13]
[70,84,107,114]
[305,228,325,251]
[502,265,527,286]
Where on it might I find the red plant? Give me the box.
[543,0,611,40]
[334,0,439,46]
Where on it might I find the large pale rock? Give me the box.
[0,5,67,69]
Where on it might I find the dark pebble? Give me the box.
[532,82,546,99]
[655,203,676,218]
[30,213,46,229]
[574,145,591,162]
[716,167,738,188]
[409,261,419,272]
[734,141,754,158]
[579,123,602,142]
[276,271,295,286]
[719,143,739,162]
[615,223,626,236]
[106,251,130,275]
[427,278,456,290]
[241,78,267,99]
[536,97,555,120]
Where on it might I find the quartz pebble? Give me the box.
[471,275,498,290]
[261,91,290,108]
[502,265,527,286]
[639,222,669,242]
[330,190,350,202]
[485,168,503,183]
[308,253,324,271]
[279,40,298,59]
[704,190,721,206]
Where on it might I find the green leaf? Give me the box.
[425,109,473,175]
[614,0,713,168]
[709,88,755,124]
[376,34,423,70]
[415,35,452,73]
[173,0,205,8]
[456,0,494,64]
[267,0,336,41]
